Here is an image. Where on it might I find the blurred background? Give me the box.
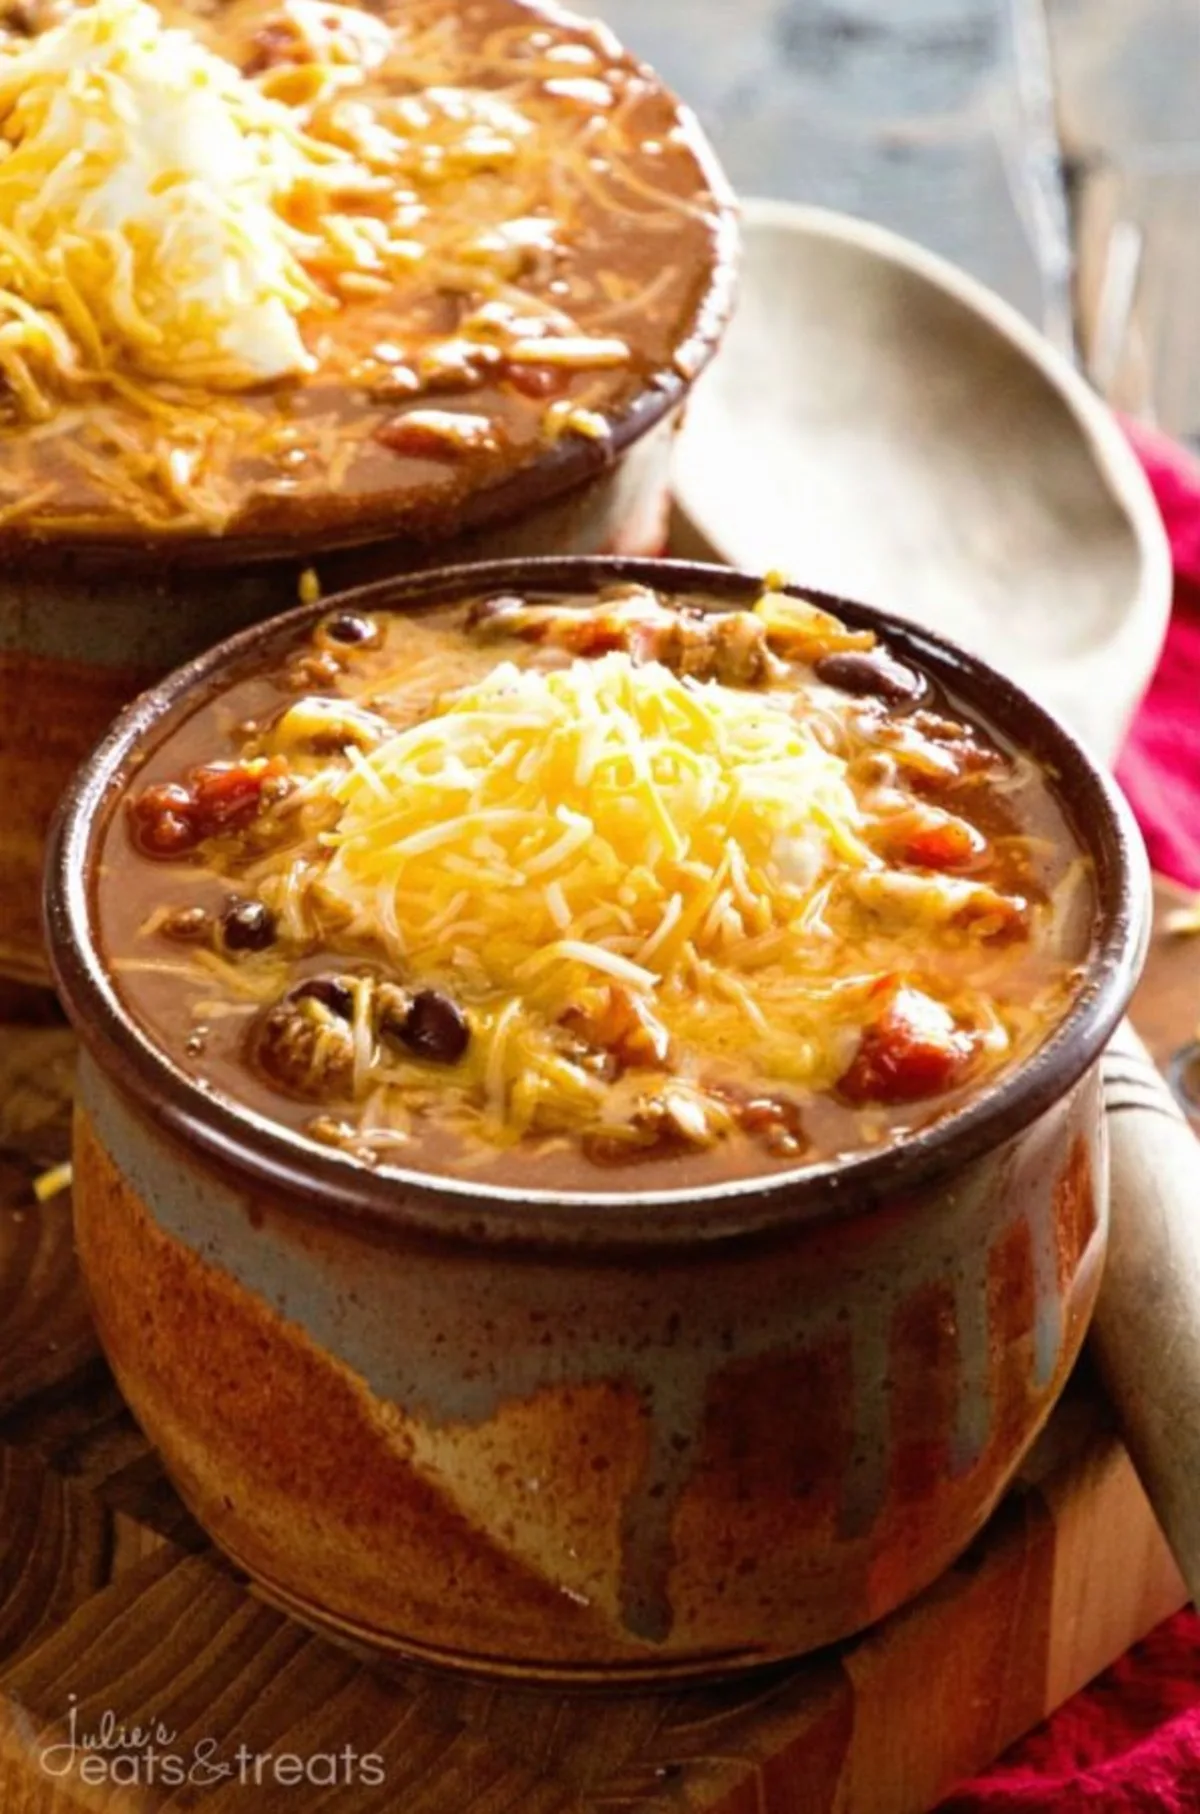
[596,0,1199,445]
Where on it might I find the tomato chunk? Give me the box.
[839,986,975,1105]
[190,759,287,838]
[127,783,197,857]
[129,757,288,858]
[877,806,987,871]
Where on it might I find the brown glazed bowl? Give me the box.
[46,557,1149,1684]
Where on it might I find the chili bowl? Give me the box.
[0,0,737,984]
[46,556,1150,1684]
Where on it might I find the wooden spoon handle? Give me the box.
[1092,1019,1200,1604]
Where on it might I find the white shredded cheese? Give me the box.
[319,653,868,1054]
[0,0,356,387]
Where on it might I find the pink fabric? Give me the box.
[941,1611,1200,1809]
[1115,426,1200,890]
[940,424,1200,1808]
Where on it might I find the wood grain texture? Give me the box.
[1093,1021,1200,1608]
[0,881,1193,1811]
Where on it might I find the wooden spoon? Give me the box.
[1095,1017,1200,1604]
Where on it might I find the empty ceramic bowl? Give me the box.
[672,200,1170,763]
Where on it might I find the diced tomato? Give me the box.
[129,757,289,859]
[190,758,287,838]
[878,806,987,871]
[839,986,975,1105]
[128,783,197,857]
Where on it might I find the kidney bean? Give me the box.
[813,648,925,704]
[563,985,671,1070]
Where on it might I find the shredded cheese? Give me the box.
[0,0,362,389]
[114,592,1095,1165]
[299,651,889,1119]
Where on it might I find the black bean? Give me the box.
[322,611,378,646]
[292,975,355,1019]
[393,989,470,1064]
[221,898,277,953]
[813,649,925,704]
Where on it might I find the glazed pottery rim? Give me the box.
[1,113,738,566]
[47,554,1150,1247]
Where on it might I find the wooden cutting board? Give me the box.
[0,882,1194,1814]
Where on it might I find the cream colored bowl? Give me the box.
[672,200,1171,763]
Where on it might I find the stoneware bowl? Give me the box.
[671,200,1171,765]
[46,556,1150,1684]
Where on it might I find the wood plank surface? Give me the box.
[0,881,1194,1812]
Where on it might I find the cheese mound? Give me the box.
[0,0,360,395]
[322,652,873,1015]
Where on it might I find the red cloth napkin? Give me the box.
[941,1611,1200,1810]
[941,424,1200,1809]
[1115,426,1200,890]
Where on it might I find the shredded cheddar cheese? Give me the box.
[0,0,358,391]
[323,652,868,990]
[296,650,891,1132]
